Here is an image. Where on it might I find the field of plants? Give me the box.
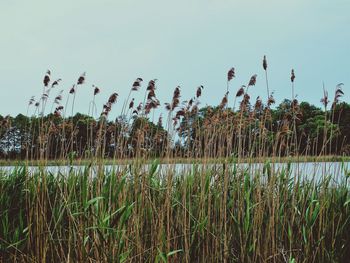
[0,57,349,262]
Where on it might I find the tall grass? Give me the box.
[0,162,349,262]
[0,57,349,262]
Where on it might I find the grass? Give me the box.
[1,59,350,262]
[1,160,350,262]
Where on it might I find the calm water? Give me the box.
[1,162,349,184]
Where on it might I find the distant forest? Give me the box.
[1,99,350,160]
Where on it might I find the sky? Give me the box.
[0,0,349,118]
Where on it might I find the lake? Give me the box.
[1,161,349,185]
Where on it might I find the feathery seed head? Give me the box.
[77,73,86,85]
[51,79,62,88]
[93,85,100,96]
[43,70,51,87]
[248,74,257,86]
[69,85,76,94]
[236,86,245,97]
[132,78,143,91]
[227,67,235,81]
[263,55,267,71]
[291,69,295,83]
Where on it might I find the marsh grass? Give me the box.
[0,161,349,262]
[1,59,350,262]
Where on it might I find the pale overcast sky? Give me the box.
[0,0,349,117]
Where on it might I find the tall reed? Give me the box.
[0,58,349,262]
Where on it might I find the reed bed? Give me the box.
[1,161,350,262]
[0,56,350,262]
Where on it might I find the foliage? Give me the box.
[0,164,349,262]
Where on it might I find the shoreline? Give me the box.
[1,155,349,167]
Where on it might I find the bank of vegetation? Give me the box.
[1,57,349,262]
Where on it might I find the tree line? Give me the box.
[1,99,350,160]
